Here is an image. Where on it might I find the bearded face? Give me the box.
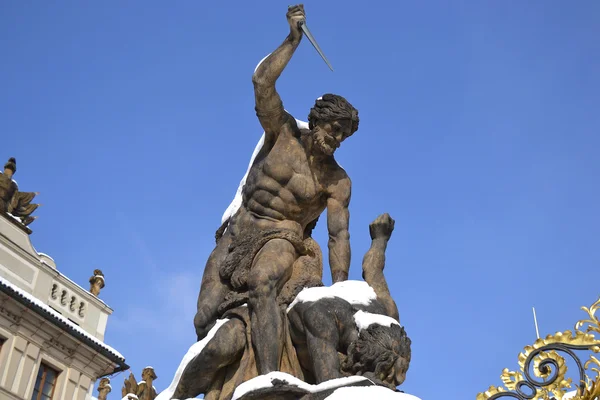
[311,119,353,156]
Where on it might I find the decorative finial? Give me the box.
[89,269,105,297]
[97,378,111,400]
[1,157,40,230]
[4,157,16,173]
[121,368,158,400]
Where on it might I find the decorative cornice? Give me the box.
[0,278,127,371]
[0,212,32,234]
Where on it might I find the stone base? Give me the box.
[232,372,420,400]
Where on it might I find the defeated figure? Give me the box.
[287,213,410,389]
[163,214,410,400]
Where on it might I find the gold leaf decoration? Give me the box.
[576,298,600,336]
[479,296,600,400]
[476,385,504,400]
[532,351,572,398]
[500,368,525,391]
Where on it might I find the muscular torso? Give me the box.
[230,119,346,237]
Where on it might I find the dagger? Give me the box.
[298,20,334,72]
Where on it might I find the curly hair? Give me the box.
[341,323,411,381]
[308,94,359,136]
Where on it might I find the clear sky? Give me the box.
[2,1,600,399]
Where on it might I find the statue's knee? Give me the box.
[247,270,275,295]
[194,309,216,340]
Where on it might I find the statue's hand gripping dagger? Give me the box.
[288,4,334,71]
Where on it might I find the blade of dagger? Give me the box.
[298,21,334,72]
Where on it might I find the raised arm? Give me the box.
[252,5,304,139]
[327,175,351,283]
[362,213,400,321]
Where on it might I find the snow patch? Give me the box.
[287,280,377,312]
[37,252,54,262]
[353,310,400,331]
[0,275,123,360]
[155,318,230,400]
[232,372,370,400]
[121,394,138,400]
[7,213,21,223]
[295,118,309,130]
[221,134,264,224]
[325,386,422,400]
[254,53,272,74]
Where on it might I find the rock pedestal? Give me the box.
[231,373,420,400]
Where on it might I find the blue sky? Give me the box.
[2,1,600,398]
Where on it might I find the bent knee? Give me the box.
[247,239,297,292]
[194,309,216,339]
[247,270,278,296]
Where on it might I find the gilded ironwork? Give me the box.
[478,297,600,400]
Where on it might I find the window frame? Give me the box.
[0,336,6,368]
[31,362,60,400]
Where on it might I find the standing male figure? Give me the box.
[194,4,359,375]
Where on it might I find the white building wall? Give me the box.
[0,214,124,400]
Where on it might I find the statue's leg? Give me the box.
[302,301,345,383]
[194,233,232,340]
[173,318,246,399]
[247,238,296,374]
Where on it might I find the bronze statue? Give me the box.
[0,157,40,227]
[175,215,410,400]
[193,4,359,378]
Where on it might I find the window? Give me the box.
[0,337,5,366]
[31,363,60,400]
